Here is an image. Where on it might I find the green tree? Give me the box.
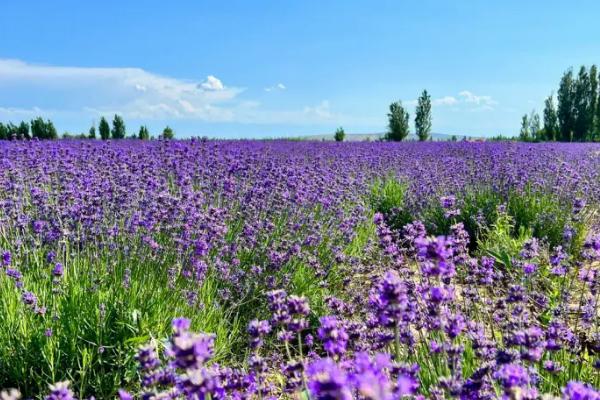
[519,114,530,141]
[596,67,600,138]
[385,101,410,141]
[138,125,150,140]
[590,65,598,140]
[529,111,542,141]
[415,90,432,141]
[18,121,30,140]
[6,122,18,140]
[557,69,575,141]
[31,117,45,139]
[543,94,559,141]
[161,126,175,140]
[99,117,110,140]
[573,66,593,141]
[45,119,58,139]
[111,115,126,139]
[334,126,345,142]
[0,123,6,140]
[88,124,96,139]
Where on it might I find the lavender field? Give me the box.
[3,140,600,399]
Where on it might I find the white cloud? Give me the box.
[0,59,243,121]
[303,100,332,119]
[403,91,497,112]
[404,96,458,107]
[458,90,497,106]
[433,96,458,106]
[265,83,286,92]
[0,106,45,116]
[0,59,374,126]
[199,75,224,91]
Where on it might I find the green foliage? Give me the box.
[30,117,57,140]
[111,115,126,139]
[423,188,502,248]
[385,101,410,141]
[551,65,600,142]
[596,65,600,138]
[488,134,515,141]
[415,90,432,141]
[0,123,7,140]
[590,65,598,139]
[543,94,559,141]
[88,125,96,139]
[5,122,18,140]
[478,210,532,269]
[99,117,110,140]
[418,187,590,254]
[519,114,530,141]
[573,66,594,141]
[0,244,240,398]
[138,125,150,140]
[558,68,575,142]
[369,176,413,229]
[506,188,589,252]
[334,126,345,142]
[529,111,542,141]
[17,121,30,140]
[161,126,175,140]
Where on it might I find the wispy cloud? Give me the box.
[264,83,286,92]
[0,59,353,125]
[404,95,458,107]
[433,96,458,106]
[458,90,497,107]
[0,59,241,120]
[403,91,496,111]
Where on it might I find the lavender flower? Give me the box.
[306,358,352,400]
[317,316,349,357]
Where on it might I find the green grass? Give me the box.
[0,242,242,398]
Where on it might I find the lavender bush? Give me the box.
[1,140,600,398]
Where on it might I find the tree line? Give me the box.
[520,65,600,142]
[334,90,433,142]
[0,114,175,140]
[385,90,432,141]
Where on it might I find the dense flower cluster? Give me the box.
[1,140,600,398]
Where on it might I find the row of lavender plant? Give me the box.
[2,140,600,398]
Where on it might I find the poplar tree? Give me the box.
[573,66,592,141]
[385,101,410,141]
[415,90,432,141]
[543,94,559,141]
[138,125,150,140]
[590,65,598,139]
[99,117,110,140]
[529,111,541,141]
[111,115,126,139]
[519,114,530,141]
[161,126,175,139]
[557,69,575,141]
[18,121,30,140]
[88,124,96,139]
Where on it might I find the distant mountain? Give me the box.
[297,132,484,141]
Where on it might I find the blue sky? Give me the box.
[1,1,599,138]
